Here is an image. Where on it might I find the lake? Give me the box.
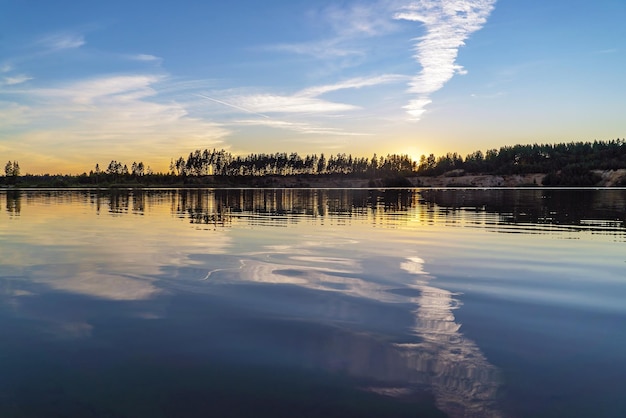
[1,188,625,417]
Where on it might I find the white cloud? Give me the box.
[594,48,618,55]
[3,74,228,170]
[204,74,404,137]
[195,94,270,118]
[323,2,400,37]
[38,32,86,51]
[299,74,407,97]
[226,74,403,116]
[0,102,31,129]
[232,94,358,114]
[395,0,496,119]
[234,118,369,136]
[4,74,33,85]
[133,54,161,61]
[270,39,363,60]
[34,74,162,105]
[265,1,495,120]
[268,2,400,60]
[470,91,505,99]
[403,97,432,119]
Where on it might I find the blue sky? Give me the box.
[1,0,625,173]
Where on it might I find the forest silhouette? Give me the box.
[2,139,625,187]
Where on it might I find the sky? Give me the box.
[1,0,625,174]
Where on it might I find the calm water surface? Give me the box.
[1,188,625,417]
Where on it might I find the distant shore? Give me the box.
[3,169,625,189]
[411,169,626,188]
[223,169,626,188]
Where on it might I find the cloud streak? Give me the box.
[232,94,358,114]
[195,94,270,118]
[4,75,33,85]
[202,74,404,137]
[270,39,364,60]
[268,2,400,61]
[266,1,495,121]
[133,54,161,62]
[2,74,228,172]
[33,75,161,105]
[322,2,400,38]
[227,74,403,115]
[395,0,496,119]
[37,32,86,51]
[299,74,407,97]
[234,118,370,136]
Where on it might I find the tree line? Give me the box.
[168,149,417,177]
[2,139,625,187]
[164,139,625,183]
[417,139,626,176]
[415,139,625,185]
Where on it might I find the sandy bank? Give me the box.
[254,170,626,188]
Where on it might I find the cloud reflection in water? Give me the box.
[210,246,502,418]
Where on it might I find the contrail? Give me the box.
[194,93,269,119]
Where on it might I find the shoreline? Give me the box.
[1,169,625,189]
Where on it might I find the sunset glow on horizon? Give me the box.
[2,0,625,174]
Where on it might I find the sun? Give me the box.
[401,147,426,163]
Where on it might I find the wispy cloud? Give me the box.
[197,74,404,138]
[4,74,33,85]
[195,94,270,118]
[470,91,505,99]
[0,103,31,130]
[227,74,403,115]
[270,39,364,60]
[594,48,618,55]
[299,74,407,97]
[231,94,358,114]
[322,2,400,38]
[234,118,370,136]
[133,54,161,61]
[33,74,162,105]
[265,1,495,120]
[37,32,86,51]
[2,74,228,171]
[395,0,496,119]
[269,2,400,60]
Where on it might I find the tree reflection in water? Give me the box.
[3,188,625,417]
